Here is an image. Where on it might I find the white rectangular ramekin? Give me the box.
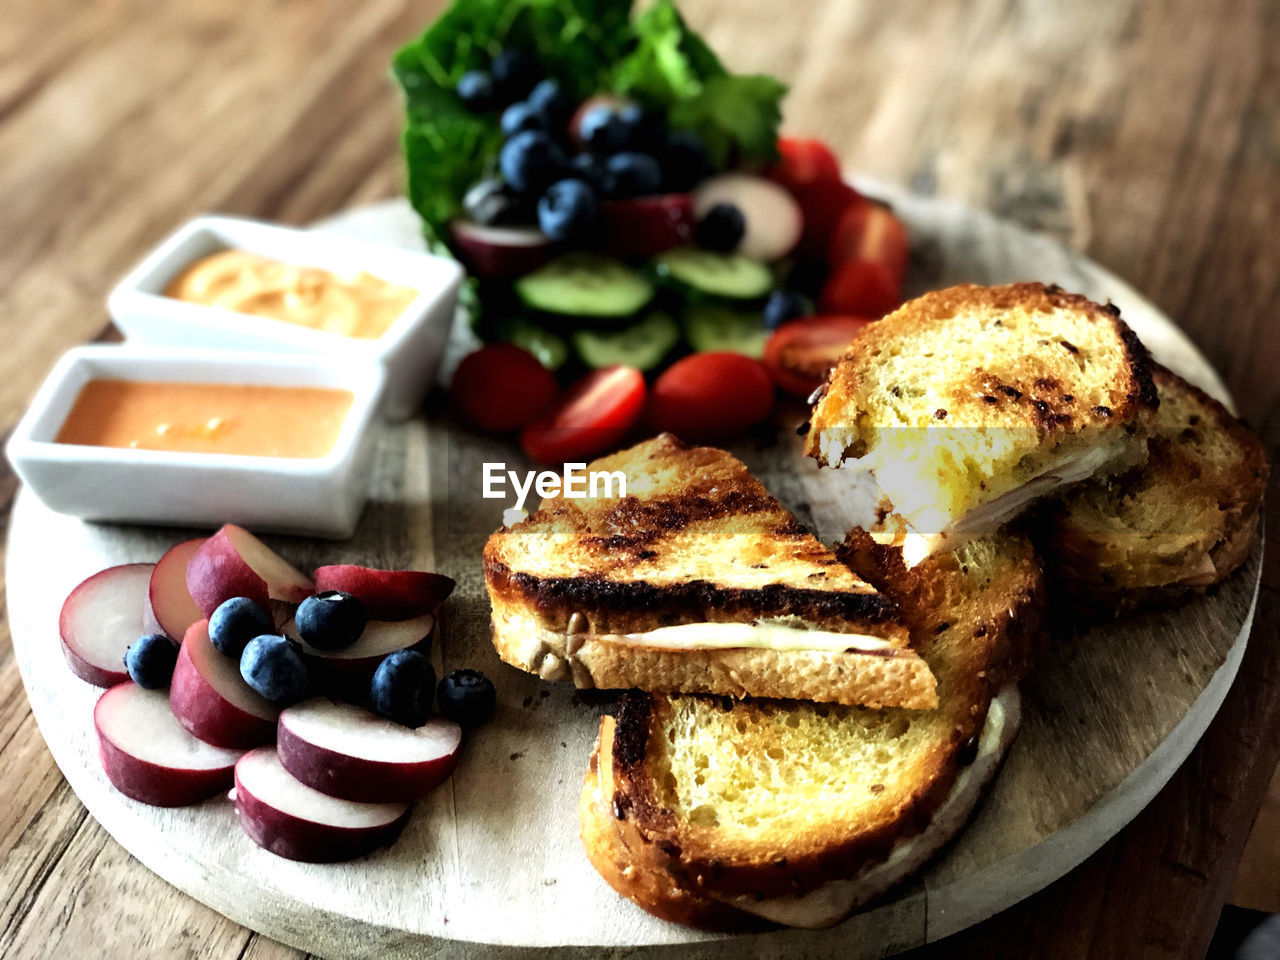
[5,346,386,539]
[106,215,463,420]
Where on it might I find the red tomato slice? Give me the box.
[764,316,874,398]
[828,201,909,282]
[646,353,775,441]
[767,137,842,191]
[450,344,559,434]
[520,366,646,464]
[819,259,901,318]
[791,178,864,261]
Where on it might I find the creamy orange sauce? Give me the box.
[164,250,417,340]
[55,380,354,459]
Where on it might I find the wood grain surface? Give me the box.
[0,1,1276,958]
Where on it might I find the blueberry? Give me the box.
[240,635,308,706]
[500,100,548,138]
[695,202,746,252]
[436,669,496,729]
[604,152,662,197]
[124,634,178,689]
[569,153,607,191]
[578,105,631,155]
[763,290,811,329]
[209,596,273,659]
[370,649,436,728]
[499,130,567,195]
[463,178,530,226]
[527,79,570,124]
[491,48,539,103]
[295,591,366,651]
[537,178,598,241]
[660,131,711,192]
[617,104,664,152]
[456,70,496,112]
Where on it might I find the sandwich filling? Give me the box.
[606,619,896,654]
[865,435,1139,566]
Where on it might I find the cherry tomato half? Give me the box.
[764,316,874,398]
[519,366,646,464]
[450,344,559,434]
[767,137,842,191]
[819,258,901,318]
[791,178,864,261]
[828,201,909,282]
[646,353,775,441]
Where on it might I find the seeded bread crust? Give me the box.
[584,532,1045,906]
[1044,364,1267,614]
[485,435,931,707]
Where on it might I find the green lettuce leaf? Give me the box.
[393,0,787,244]
[392,0,636,242]
[611,0,785,168]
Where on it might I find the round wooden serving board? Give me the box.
[6,187,1263,959]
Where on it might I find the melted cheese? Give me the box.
[606,621,895,654]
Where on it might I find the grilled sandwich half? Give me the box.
[806,283,1159,561]
[1043,364,1267,613]
[580,529,1044,929]
[484,434,935,709]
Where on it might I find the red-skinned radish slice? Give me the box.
[285,612,435,699]
[186,525,312,617]
[278,698,461,803]
[170,620,278,749]
[601,194,695,259]
[233,747,410,862]
[95,683,243,807]
[60,563,156,687]
[312,566,454,621]
[693,173,802,262]
[147,538,207,640]
[449,220,556,278]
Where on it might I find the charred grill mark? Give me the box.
[602,490,776,533]
[611,693,654,769]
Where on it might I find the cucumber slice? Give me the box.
[683,305,770,359]
[493,319,569,370]
[573,313,680,371]
[654,247,774,300]
[515,253,655,318]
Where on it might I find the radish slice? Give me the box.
[170,620,278,749]
[278,698,461,802]
[60,563,156,687]
[694,173,803,262]
[148,538,207,641]
[234,747,410,862]
[95,684,242,806]
[285,612,434,699]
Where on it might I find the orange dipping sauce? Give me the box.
[55,380,354,459]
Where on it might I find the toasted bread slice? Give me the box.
[806,283,1158,556]
[485,435,935,708]
[1043,364,1267,613]
[581,531,1045,927]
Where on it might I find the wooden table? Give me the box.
[0,1,1275,957]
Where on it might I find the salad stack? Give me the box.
[395,0,910,461]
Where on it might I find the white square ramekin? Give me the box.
[5,345,386,539]
[106,215,463,420]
